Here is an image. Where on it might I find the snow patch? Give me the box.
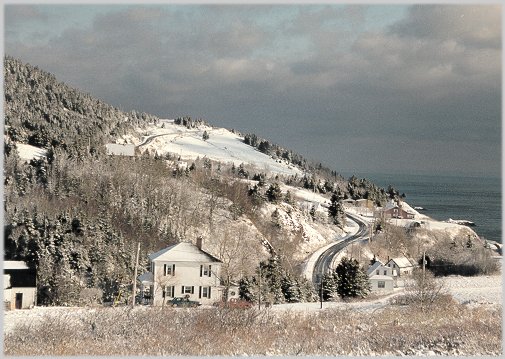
[131,122,302,176]
[16,143,47,161]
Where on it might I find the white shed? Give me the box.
[4,261,37,310]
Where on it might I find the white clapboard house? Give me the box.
[385,257,416,277]
[138,239,238,306]
[366,260,395,292]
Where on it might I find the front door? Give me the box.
[15,293,23,309]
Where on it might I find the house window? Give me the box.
[199,286,211,299]
[384,270,387,275]
[376,270,379,275]
[200,264,212,277]
[163,285,175,298]
[378,281,385,288]
[164,264,175,276]
[182,286,194,294]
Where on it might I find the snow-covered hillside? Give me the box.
[126,120,302,176]
[117,119,491,270]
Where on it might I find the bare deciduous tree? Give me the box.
[400,269,448,311]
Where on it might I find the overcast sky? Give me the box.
[4,3,501,177]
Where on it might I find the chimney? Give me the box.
[196,236,203,250]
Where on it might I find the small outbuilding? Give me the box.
[385,257,416,277]
[4,261,37,310]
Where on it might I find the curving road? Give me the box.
[137,132,182,148]
[312,213,370,285]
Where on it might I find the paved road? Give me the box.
[137,127,203,148]
[312,213,369,285]
[136,132,181,147]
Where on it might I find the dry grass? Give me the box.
[4,303,502,356]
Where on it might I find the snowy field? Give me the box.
[4,273,501,335]
[442,274,503,306]
[272,273,502,313]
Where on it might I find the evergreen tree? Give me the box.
[202,130,209,141]
[300,277,317,302]
[238,255,316,305]
[328,190,345,228]
[321,272,339,301]
[258,140,270,154]
[252,173,266,187]
[309,205,317,221]
[260,256,284,304]
[386,184,400,200]
[266,183,282,203]
[238,277,256,302]
[237,163,249,178]
[335,257,370,298]
[248,184,264,205]
[281,276,302,303]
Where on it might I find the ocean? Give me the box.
[348,173,502,243]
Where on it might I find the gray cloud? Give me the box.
[5,5,48,24]
[390,5,501,49]
[4,4,501,177]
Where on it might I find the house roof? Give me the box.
[148,242,222,263]
[387,257,414,268]
[4,265,36,287]
[383,201,398,211]
[137,271,154,285]
[384,201,416,215]
[366,260,384,275]
[3,261,29,270]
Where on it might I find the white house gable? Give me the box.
[386,257,415,277]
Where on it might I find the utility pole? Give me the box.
[131,242,141,308]
[258,264,262,310]
[421,250,426,311]
[422,251,426,274]
[319,273,324,309]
